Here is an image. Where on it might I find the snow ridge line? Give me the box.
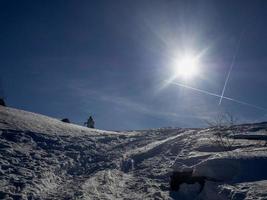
[127,130,195,158]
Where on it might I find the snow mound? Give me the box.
[0,106,118,136]
[1,106,267,199]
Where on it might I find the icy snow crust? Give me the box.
[1,106,267,200]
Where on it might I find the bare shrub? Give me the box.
[205,112,237,151]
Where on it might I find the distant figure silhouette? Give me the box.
[84,116,95,128]
[0,98,6,107]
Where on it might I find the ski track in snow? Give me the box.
[126,130,195,157]
[1,106,267,200]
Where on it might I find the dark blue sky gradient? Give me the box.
[1,0,267,130]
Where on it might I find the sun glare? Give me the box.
[175,55,199,79]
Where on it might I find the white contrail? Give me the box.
[171,82,222,98]
[169,81,267,112]
[219,30,245,105]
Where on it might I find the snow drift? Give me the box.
[1,106,267,199]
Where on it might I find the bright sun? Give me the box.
[175,55,199,79]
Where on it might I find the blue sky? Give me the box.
[1,0,267,130]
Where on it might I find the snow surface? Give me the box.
[1,106,267,199]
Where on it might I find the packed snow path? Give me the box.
[1,106,267,199]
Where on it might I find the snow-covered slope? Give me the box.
[1,106,267,200]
